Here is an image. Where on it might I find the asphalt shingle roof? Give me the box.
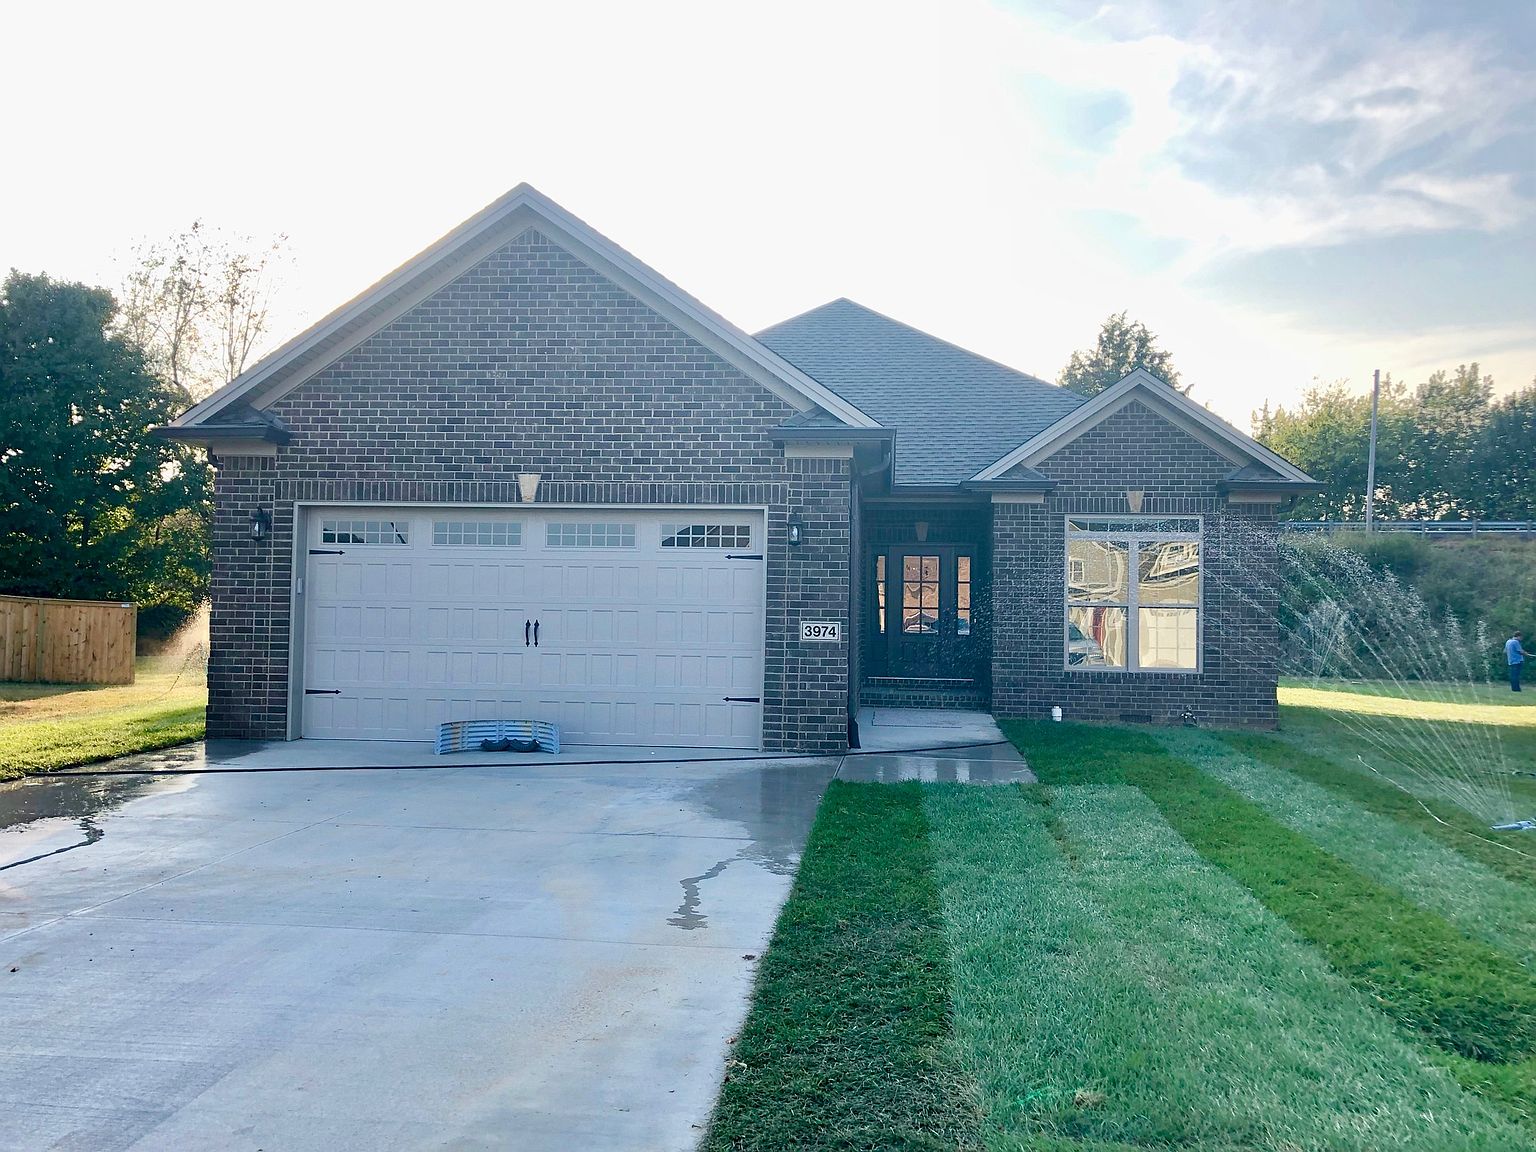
[755,299,1085,486]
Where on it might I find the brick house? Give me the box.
[162,185,1316,754]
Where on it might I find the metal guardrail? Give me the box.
[1281,520,1536,535]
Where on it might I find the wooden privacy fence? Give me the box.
[0,595,136,685]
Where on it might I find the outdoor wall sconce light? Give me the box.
[249,508,272,541]
[787,514,805,547]
[517,473,541,503]
[1126,489,1145,514]
[915,520,930,543]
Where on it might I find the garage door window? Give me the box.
[661,523,751,548]
[321,519,410,545]
[546,522,636,548]
[433,520,522,546]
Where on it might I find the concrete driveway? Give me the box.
[0,745,839,1151]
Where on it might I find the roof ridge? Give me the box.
[757,297,1057,390]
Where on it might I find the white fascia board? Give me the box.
[969,368,1313,483]
[174,185,879,431]
[783,443,856,459]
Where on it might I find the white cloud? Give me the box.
[1,0,1530,428]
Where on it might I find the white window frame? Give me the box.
[545,521,637,549]
[1063,515,1203,674]
[660,522,753,549]
[431,520,523,547]
[320,518,411,546]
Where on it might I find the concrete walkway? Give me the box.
[0,718,1030,1151]
[841,708,1036,784]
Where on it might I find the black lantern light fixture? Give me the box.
[249,507,272,542]
[787,514,805,547]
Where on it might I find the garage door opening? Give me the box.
[296,507,767,749]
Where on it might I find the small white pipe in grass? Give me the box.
[1051,706,1062,722]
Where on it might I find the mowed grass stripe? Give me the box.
[702,781,983,1152]
[1003,720,1536,1066]
[923,783,1531,1151]
[1158,727,1536,966]
[1223,725,1536,889]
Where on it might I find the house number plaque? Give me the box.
[800,621,841,642]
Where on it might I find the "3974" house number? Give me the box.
[799,621,841,642]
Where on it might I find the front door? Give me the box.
[877,547,976,679]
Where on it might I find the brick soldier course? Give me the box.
[167,185,1315,753]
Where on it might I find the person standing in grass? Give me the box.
[1507,631,1534,691]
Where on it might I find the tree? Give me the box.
[0,271,212,623]
[1400,364,1493,519]
[1255,365,1532,522]
[1058,311,1185,397]
[1255,376,1409,519]
[1469,380,1536,521]
[118,222,286,403]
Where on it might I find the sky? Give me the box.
[4,0,1533,428]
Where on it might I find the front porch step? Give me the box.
[861,679,989,711]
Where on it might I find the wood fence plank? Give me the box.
[0,595,135,684]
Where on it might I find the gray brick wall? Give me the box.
[208,226,851,753]
[992,400,1280,727]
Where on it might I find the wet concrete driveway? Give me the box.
[0,751,839,1151]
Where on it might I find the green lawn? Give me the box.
[708,684,1536,1150]
[0,656,206,780]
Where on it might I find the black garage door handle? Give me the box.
[525,619,531,647]
[724,696,760,703]
[533,619,540,647]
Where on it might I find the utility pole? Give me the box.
[1365,368,1380,532]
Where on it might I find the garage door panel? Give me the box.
[303,509,766,747]
[421,650,526,687]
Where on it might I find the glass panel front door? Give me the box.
[881,547,976,678]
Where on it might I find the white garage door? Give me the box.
[299,508,766,748]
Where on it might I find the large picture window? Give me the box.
[1065,516,1200,671]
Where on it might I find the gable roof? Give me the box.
[755,299,1084,486]
[971,368,1317,485]
[170,185,879,434]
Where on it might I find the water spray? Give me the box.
[1217,523,1525,830]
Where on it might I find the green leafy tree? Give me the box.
[0,271,211,625]
[1398,364,1493,519]
[1257,365,1533,522]
[1254,376,1428,519]
[1470,381,1536,521]
[1058,311,1185,397]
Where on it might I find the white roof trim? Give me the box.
[970,368,1315,483]
[173,184,879,431]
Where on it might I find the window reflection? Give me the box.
[876,555,887,634]
[957,555,972,636]
[902,554,940,634]
[1068,606,1126,668]
[1139,607,1198,669]
[1067,540,1129,604]
[1065,520,1200,672]
[1138,541,1199,605]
